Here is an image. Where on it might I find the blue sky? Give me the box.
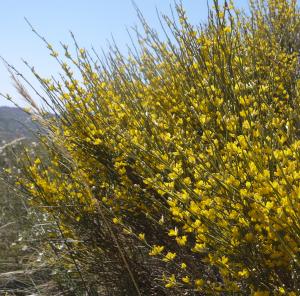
[0,0,249,107]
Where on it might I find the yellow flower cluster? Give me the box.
[13,0,300,294]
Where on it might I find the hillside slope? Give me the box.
[0,106,36,143]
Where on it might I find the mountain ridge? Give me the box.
[0,106,36,142]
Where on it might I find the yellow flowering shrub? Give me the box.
[9,0,300,294]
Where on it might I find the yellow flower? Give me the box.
[279,287,285,294]
[112,217,120,224]
[238,268,249,278]
[181,262,187,269]
[176,235,187,246]
[220,256,229,265]
[168,227,178,237]
[79,48,86,55]
[223,26,231,33]
[149,245,164,256]
[163,252,176,262]
[34,158,41,165]
[165,274,176,288]
[195,278,204,288]
[182,276,190,284]
[94,138,101,145]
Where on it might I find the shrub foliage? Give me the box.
[6,0,300,294]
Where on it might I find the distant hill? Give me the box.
[0,106,37,143]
